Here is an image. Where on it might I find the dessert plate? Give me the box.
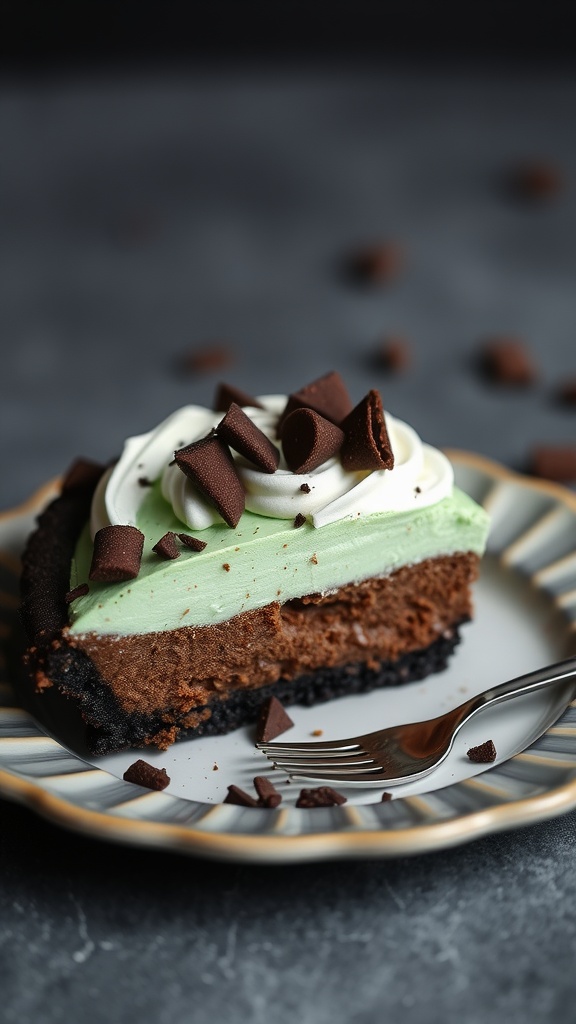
[0,452,575,864]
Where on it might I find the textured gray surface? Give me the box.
[1,67,576,1023]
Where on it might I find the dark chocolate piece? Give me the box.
[223,784,259,807]
[180,345,232,374]
[346,242,404,285]
[340,390,394,472]
[64,583,89,604]
[89,525,144,583]
[480,337,538,385]
[374,335,411,372]
[530,446,576,483]
[253,776,283,808]
[466,740,497,764]
[213,382,263,412]
[174,433,245,528]
[296,786,347,808]
[178,533,207,552]
[123,759,170,790]
[381,792,393,802]
[255,696,294,744]
[61,458,106,494]
[152,532,180,560]
[138,476,152,487]
[282,408,345,474]
[293,513,307,528]
[556,379,576,406]
[279,371,353,430]
[300,483,311,493]
[505,161,564,201]
[217,402,280,473]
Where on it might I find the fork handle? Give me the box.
[464,655,576,722]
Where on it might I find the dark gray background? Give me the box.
[1,64,576,1023]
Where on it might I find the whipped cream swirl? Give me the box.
[90,395,453,536]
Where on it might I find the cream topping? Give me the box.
[90,395,453,536]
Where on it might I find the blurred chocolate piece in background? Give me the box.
[479,337,538,386]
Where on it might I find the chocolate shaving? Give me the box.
[279,371,353,431]
[480,337,538,385]
[213,382,263,412]
[293,513,306,528]
[340,390,394,471]
[61,457,106,494]
[466,740,497,764]
[217,402,280,473]
[64,583,89,604]
[282,408,345,474]
[223,784,259,807]
[174,432,245,528]
[123,759,170,791]
[255,696,294,744]
[89,525,144,583]
[296,786,348,808]
[253,776,283,808]
[530,445,576,483]
[177,533,207,552]
[152,532,180,560]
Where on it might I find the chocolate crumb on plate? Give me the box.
[345,242,404,285]
[123,759,171,791]
[253,776,283,808]
[296,786,348,808]
[530,445,576,483]
[255,696,294,744]
[479,336,538,385]
[505,160,564,201]
[223,784,259,807]
[294,513,307,528]
[178,533,207,552]
[89,525,145,583]
[466,739,497,763]
[64,583,89,604]
[152,532,181,560]
[179,345,233,374]
[213,382,264,413]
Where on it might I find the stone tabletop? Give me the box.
[1,67,575,1023]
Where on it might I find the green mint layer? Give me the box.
[68,483,489,637]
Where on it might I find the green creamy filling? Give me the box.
[68,483,489,636]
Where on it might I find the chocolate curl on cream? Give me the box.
[174,432,245,528]
[89,525,144,582]
[217,402,280,473]
[213,382,264,412]
[282,408,345,474]
[152,532,181,560]
[340,390,394,471]
[279,370,353,433]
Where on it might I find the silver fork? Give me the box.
[256,656,576,787]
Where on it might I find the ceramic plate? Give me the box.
[1,452,576,863]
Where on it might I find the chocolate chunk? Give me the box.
[466,740,497,764]
[293,513,306,528]
[64,583,89,604]
[373,335,411,372]
[505,160,564,201]
[296,786,348,808]
[282,408,345,474]
[174,432,245,528]
[123,759,170,791]
[61,457,106,494]
[223,784,259,807]
[480,337,538,385]
[279,371,353,430]
[340,390,394,472]
[217,402,280,473]
[556,379,576,406]
[180,345,232,374]
[177,533,207,552]
[381,792,393,802]
[253,776,283,808]
[530,445,576,483]
[255,696,294,744]
[300,483,311,493]
[89,525,144,583]
[346,242,404,285]
[213,382,263,412]
[153,532,180,560]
